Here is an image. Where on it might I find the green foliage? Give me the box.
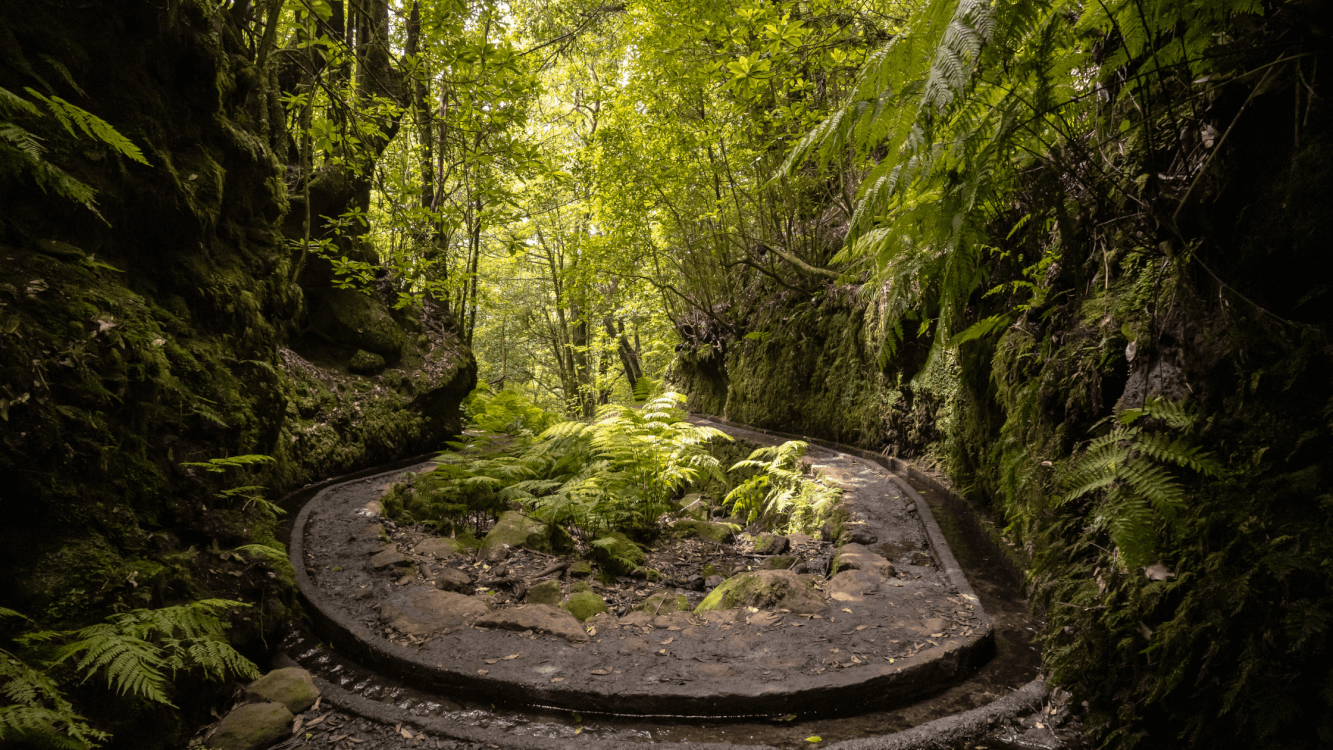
[0,601,258,748]
[724,441,842,534]
[464,385,557,438]
[1061,399,1219,570]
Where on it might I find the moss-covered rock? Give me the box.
[635,592,691,615]
[589,532,645,576]
[478,511,553,561]
[753,533,790,555]
[244,668,319,714]
[308,287,406,360]
[562,590,609,621]
[762,556,799,570]
[569,560,594,578]
[347,349,386,374]
[525,579,563,606]
[694,569,825,614]
[207,702,293,750]
[672,520,735,544]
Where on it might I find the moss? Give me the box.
[347,349,385,375]
[561,591,608,622]
[672,520,734,544]
[526,579,563,605]
[694,570,824,614]
[589,532,645,576]
[635,592,690,615]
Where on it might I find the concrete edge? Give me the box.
[287,427,994,717]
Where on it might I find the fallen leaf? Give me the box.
[552,677,565,682]
[590,669,610,675]
[329,735,348,743]
[477,669,489,675]
[1144,563,1174,581]
[931,633,944,638]
[305,715,325,727]
[400,727,414,739]
[856,625,868,631]
[806,736,822,743]
[842,608,852,613]
[485,659,499,664]
[503,653,520,660]
[660,637,674,645]
[291,717,303,735]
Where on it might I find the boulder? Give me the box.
[568,560,594,578]
[672,520,734,544]
[694,569,826,614]
[634,592,690,615]
[434,568,472,593]
[381,587,491,635]
[416,537,465,559]
[846,526,879,545]
[834,543,896,578]
[308,286,405,360]
[589,532,645,576]
[369,548,411,569]
[753,533,790,555]
[526,579,563,605]
[475,604,590,644]
[827,569,884,603]
[478,511,553,562]
[244,668,319,714]
[347,349,385,375]
[562,591,609,621]
[207,702,292,750]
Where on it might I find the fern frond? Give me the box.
[22,88,149,165]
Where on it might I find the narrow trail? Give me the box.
[261,420,1071,750]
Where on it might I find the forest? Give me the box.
[1,0,1331,748]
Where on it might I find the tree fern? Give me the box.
[1061,399,1219,569]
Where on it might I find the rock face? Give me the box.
[244,668,320,714]
[478,512,554,561]
[834,543,897,578]
[672,520,735,544]
[695,569,826,614]
[827,569,884,603]
[381,587,491,635]
[208,702,293,750]
[475,604,590,644]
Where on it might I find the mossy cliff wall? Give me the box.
[671,289,950,460]
[673,16,1333,750]
[0,3,472,746]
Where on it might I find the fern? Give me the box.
[724,440,842,534]
[1061,399,1219,569]
[22,88,149,165]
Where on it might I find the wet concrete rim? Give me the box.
[285,422,1047,746]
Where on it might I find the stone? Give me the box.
[911,550,934,567]
[634,592,690,615]
[207,702,292,750]
[308,286,405,359]
[526,579,563,605]
[705,574,725,590]
[380,587,491,636]
[347,349,386,375]
[686,574,706,591]
[478,511,554,562]
[589,612,619,630]
[569,560,594,578]
[589,532,646,576]
[475,604,590,644]
[569,581,592,594]
[694,569,826,614]
[827,569,884,603]
[618,610,654,628]
[753,533,790,555]
[369,549,411,569]
[434,568,472,593]
[562,591,609,621]
[762,556,799,570]
[652,611,694,629]
[833,543,896,578]
[847,526,879,545]
[244,668,319,714]
[672,520,734,544]
[415,537,465,559]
